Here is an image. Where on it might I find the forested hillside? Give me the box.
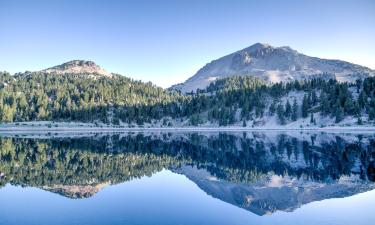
[1,70,375,127]
[0,71,184,123]
[117,75,375,127]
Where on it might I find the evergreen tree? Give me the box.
[369,108,375,121]
[292,99,298,121]
[357,116,363,125]
[310,113,316,124]
[302,95,309,118]
[285,100,292,118]
[320,92,330,116]
[335,107,344,123]
[277,104,286,125]
[269,102,276,115]
[311,90,318,106]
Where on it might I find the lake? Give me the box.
[0,131,374,225]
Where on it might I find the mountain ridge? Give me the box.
[171,43,375,93]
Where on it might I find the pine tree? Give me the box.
[369,108,375,121]
[277,104,286,125]
[319,92,330,116]
[310,113,315,124]
[269,102,276,115]
[356,79,362,93]
[292,99,298,121]
[357,116,363,125]
[302,95,309,118]
[311,90,318,106]
[285,100,292,118]
[335,107,344,123]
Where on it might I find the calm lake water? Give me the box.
[0,131,374,225]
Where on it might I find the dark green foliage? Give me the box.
[204,75,266,93]
[369,109,375,121]
[1,71,375,125]
[335,107,344,123]
[357,116,363,125]
[292,99,298,121]
[319,92,330,116]
[285,100,292,118]
[302,94,309,118]
[310,113,316,124]
[277,104,286,125]
[189,113,203,126]
[269,102,276,115]
[0,72,183,123]
[311,90,318,106]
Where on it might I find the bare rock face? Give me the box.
[41,182,110,199]
[171,43,375,93]
[41,60,112,77]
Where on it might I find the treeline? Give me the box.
[0,71,375,125]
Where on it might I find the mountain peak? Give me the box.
[41,60,112,77]
[242,43,272,52]
[172,43,375,93]
[250,42,271,48]
[242,43,297,55]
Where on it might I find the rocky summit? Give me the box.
[41,60,112,77]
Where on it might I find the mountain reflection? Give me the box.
[0,132,374,215]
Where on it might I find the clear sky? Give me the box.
[0,0,374,88]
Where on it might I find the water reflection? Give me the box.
[0,131,374,216]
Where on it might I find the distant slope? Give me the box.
[171,43,375,93]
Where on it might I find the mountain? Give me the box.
[41,60,112,77]
[176,166,375,216]
[171,43,375,93]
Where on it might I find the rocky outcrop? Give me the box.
[41,182,110,199]
[41,60,112,77]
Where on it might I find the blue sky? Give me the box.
[0,0,374,87]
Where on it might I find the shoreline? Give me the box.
[1,126,375,132]
[1,121,375,133]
